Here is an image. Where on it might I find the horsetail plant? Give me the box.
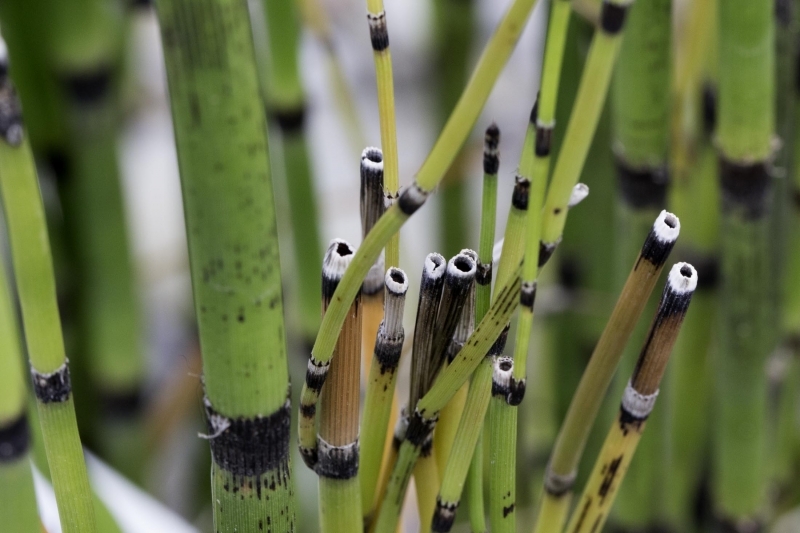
[565,262,698,533]
[532,211,679,533]
[713,0,775,526]
[0,66,96,533]
[302,0,539,412]
[315,240,363,533]
[360,267,408,529]
[262,0,324,344]
[365,0,400,269]
[154,0,295,530]
[540,0,638,265]
[0,250,39,532]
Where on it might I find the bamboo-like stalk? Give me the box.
[532,211,679,533]
[154,0,295,529]
[607,0,672,527]
[0,247,39,532]
[315,240,363,533]
[539,0,639,265]
[360,267,408,529]
[713,0,775,526]
[433,0,475,257]
[0,73,96,533]
[262,0,323,344]
[365,0,400,269]
[361,147,387,373]
[303,0,539,411]
[565,263,698,533]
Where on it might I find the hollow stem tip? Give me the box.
[361,147,385,238]
[322,239,357,306]
[410,253,447,407]
[383,267,409,335]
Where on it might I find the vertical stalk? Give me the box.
[714,0,775,526]
[608,0,672,527]
[262,0,323,343]
[365,0,400,269]
[317,240,363,533]
[565,263,698,533]
[0,246,39,532]
[532,212,679,533]
[0,72,96,533]
[154,0,295,530]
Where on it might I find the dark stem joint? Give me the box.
[315,439,359,480]
[273,106,305,134]
[61,67,113,106]
[305,357,330,391]
[484,152,499,175]
[397,182,429,215]
[476,262,492,286]
[535,123,553,157]
[487,324,510,357]
[615,157,668,209]
[520,281,537,310]
[204,395,291,477]
[32,363,72,403]
[432,499,459,532]
[374,332,404,371]
[405,409,437,447]
[719,156,772,219]
[600,1,630,34]
[0,413,31,463]
[367,12,390,51]
[512,176,531,210]
[538,239,559,267]
[639,228,677,269]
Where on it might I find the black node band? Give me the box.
[719,157,772,220]
[616,158,668,209]
[62,67,113,105]
[600,1,630,34]
[397,183,428,215]
[538,240,559,267]
[476,262,492,286]
[273,107,305,134]
[0,414,31,463]
[432,499,459,532]
[316,440,359,480]
[406,410,436,447]
[512,177,531,210]
[639,228,677,268]
[32,364,72,403]
[205,398,291,477]
[305,363,329,392]
[368,13,389,51]
[619,404,648,429]
[507,378,526,406]
[374,334,404,370]
[520,281,537,310]
[487,325,510,357]
[484,153,499,175]
[535,125,553,157]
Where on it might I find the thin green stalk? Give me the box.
[565,263,698,533]
[532,211,679,533]
[433,0,475,257]
[488,357,518,532]
[262,0,323,343]
[0,74,96,533]
[0,245,39,533]
[467,426,487,533]
[304,0,539,402]
[360,267,408,529]
[539,0,636,262]
[607,0,672,527]
[713,0,775,526]
[154,0,295,529]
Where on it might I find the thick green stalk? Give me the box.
[0,247,39,533]
[713,0,775,525]
[608,0,672,528]
[433,0,475,256]
[0,79,96,532]
[262,0,323,343]
[154,0,295,530]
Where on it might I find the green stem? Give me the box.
[154,0,295,529]
[0,77,96,533]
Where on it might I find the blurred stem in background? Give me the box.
[262,0,323,345]
[713,0,775,528]
[0,247,40,533]
[0,71,97,532]
[666,0,719,529]
[155,0,295,530]
[433,0,475,257]
[607,0,672,529]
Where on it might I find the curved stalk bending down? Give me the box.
[0,69,96,533]
[566,263,698,533]
[532,211,680,533]
[713,0,775,526]
[301,0,540,433]
[316,241,363,533]
[539,0,638,265]
[154,0,295,530]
